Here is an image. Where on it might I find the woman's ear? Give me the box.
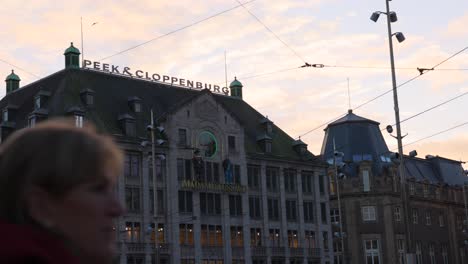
[25,186,57,228]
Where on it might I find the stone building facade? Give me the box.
[0,44,334,264]
[321,110,468,264]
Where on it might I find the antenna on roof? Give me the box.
[347,77,351,110]
[224,50,228,91]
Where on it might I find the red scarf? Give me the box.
[0,219,79,264]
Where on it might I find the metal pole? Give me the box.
[333,139,346,264]
[463,182,468,231]
[80,17,84,67]
[384,1,412,263]
[151,109,160,264]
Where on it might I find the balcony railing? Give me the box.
[306,248,321,258]
[251,246,267,256]
[271,246,286,256]
[290,247,304,257]
[180,245,195,258]
[202,246,224,259]
[231,247,244,259]
[126,242,145,252]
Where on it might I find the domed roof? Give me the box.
[64,42,81,55]
[229,77,243,88]
[5,70,20,81]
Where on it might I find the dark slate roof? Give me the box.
[321,110,467,186]
[321,109,390,177]
[0,68,316,162]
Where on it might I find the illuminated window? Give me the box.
[250,228,262,246]
[287,230,298,248]
[269,229,280,247]
[230,226,243,247]
[179,224,194,245]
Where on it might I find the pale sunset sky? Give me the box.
[1,0,467,168]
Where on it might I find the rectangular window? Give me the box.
[249,196,262,219]
[425,211,431,226]
[28,116,36,127]
[200,161,220,183]
[201,225,223,246]
[364,239,380,264]
[412,209,419,224]
[302,171,314,194]
[178,129,187,147]
[269,229,280,247]
[124,153,141,179]
[268,198,280,221]
[177,159,192,181]
[442,244,448,264]
[125,222,141,242]
[179,224,194,245]
[250,228,262,246]
[409,183,415,195]
[330,208,340,224]
[429,243,436,264]
[230,226,243,247]
[287,230,298,248]
[439,214,445,227]
[303,201,315,223]
[2,110,8,122]
[200,193,221,215]
[125,187,141,213]
[149,189,154,214]
[75,115,83,128]
[286,200,297,221]
[363,170,370,192]
[34,97,41,109]
[394,207,401,222]
[319,175,325,195]
[266,167,279,191]
[228,135,236,152]
[178,191,193,213]
[423,184,429,197]
[321,203,327,223]
[415,242,423,264]
[229,195,242,216]
[284,169,296,193]
[247,165,260,190]
[157,190,164,215]
[322,231,329,250]
[305,231,316,248]
[233,164,241,184]
[361,206,376,222]
[397,239,405,264]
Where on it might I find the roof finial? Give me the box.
[70,42,74,46]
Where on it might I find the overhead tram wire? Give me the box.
[98,0,258,62]
[382,90,468,131]
[0,58,41,79]
[296,45,468,139]
[235,0,307,64]
[401,121,468,148]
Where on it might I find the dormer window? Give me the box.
[118,114,136,137]
[2,110,8,122]
[75,115,84,128]
[34,96,41,109]
[29,116,36,127]
[80,88,95,107]
[128,97,142,113]
[265,141,272,153]
[257,133,272,154]
[260,116,274,135]
[34,90,51,110]
[67,106,85,128]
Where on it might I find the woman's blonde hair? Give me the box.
[0,119,123,224]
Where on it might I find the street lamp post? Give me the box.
[333,139,346,264]
[149,109,160,264]
[371,1,413,263]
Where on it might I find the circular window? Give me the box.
[198,131,218,158]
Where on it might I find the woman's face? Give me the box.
[47,172,124,262]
